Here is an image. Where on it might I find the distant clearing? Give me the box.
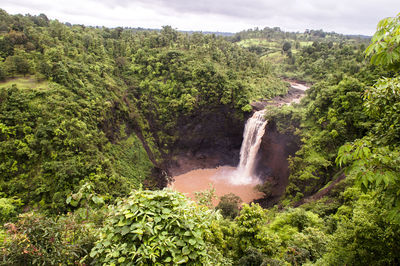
[0,76,49,90]
[261,51,285,64]
[299,41,313,47]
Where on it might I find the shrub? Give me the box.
[90,189,225,265]
[235,204,281,259]
[0,196,22,223]
[216,193,242,219]
[270,208,324,233]
[1,211,98,265]
[236,247,264,266]
[284,246,310,265]
[287,227,329,262]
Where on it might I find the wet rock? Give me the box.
[167,105,248,176]
[255,120,300,207]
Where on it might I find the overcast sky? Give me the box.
[2,0,400,35]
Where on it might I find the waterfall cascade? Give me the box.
[171,82,309,203]
[232,110,268,185]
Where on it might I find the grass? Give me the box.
[237,38,281,48]
[299,41,313,47]
[0,76,49,90]
[262,51,286,64]
[237,38,311,65]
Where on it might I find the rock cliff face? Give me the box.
[255,120,300,207]
[168,106,247,176]
[166,106,300,207]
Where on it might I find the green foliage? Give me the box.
[365,12,400,70]
[319,193,400,265]
[287,227,329,262]
[66,181,107,221]
[336,140,400,220]
[269,208,324,241]
[216,193,242,219]
[0,196,22,223]
[1,211,98,265]
[0,228,5,249]
[108,134,153,187]
[90,189,225,265]
[235,247,281,266]
[0,84,144,212]
[364,76,400,145]
[216,204,330,264]
[234,204,281,258]
[194,184,217,208]
[335,13,400,223]
[336,139,398,189]
[284,246,310,265]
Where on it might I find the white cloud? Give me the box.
[2,0,400,35]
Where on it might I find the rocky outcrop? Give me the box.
[167,82,307,199]
[255,120,300,207]
[168,105,248,176]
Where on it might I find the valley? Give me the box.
[0,9,399,266]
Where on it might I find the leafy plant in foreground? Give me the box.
[90,189,225,265]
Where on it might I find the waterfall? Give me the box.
[233,110,268,185]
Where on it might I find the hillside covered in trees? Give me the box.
[1,9,400,266]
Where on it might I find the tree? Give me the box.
[4,53,31,77]
[234,204,280,258]
[365,12,400,70]
[336,12,400,222]
[283,41,292,52]
[216,193,242,219]
[320,193,400,265]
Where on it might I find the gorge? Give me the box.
[2,10,399,265]
[170,82,308,205]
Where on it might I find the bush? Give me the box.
[235,204,281,259]
[216,193,242,219]
[1,211,98,265]
[320,193,400,265]
[90,189,225,265]
[236,247,264,266]
[235,247,284,266]
[284,246,310,265]
[287,227,329,262]
[270,208,324,233]
[0,196,22,223]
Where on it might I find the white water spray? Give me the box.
[230,110,268,185]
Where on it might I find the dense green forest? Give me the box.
[1,8,400,265]
[0,9,286,212]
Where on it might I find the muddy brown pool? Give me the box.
[169,166,264,206]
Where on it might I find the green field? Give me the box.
[0,76,49,90]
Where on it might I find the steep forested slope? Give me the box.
[0,10,287,212]
[1,9,400,266]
